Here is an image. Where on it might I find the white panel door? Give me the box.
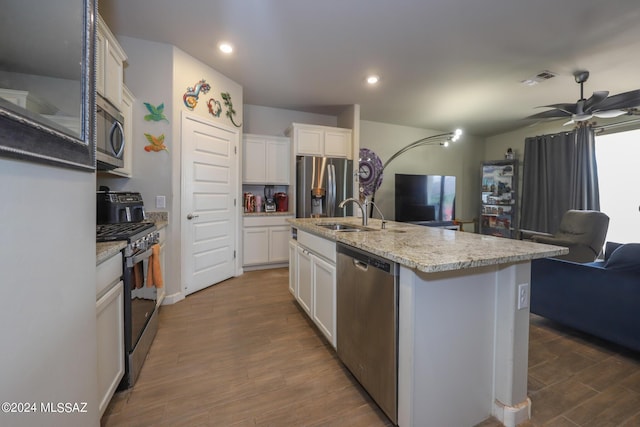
[181,112,238,296]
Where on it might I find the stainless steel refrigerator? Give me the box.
[296,156,353,218]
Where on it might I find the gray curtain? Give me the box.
[520,126,600,234]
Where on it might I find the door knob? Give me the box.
[187,213,199,220]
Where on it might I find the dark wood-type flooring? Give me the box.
[102,268,640,427]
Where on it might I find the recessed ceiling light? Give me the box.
[219,42,233,54]
[366,75,380,85]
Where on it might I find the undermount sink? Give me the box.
[316,222,375,232]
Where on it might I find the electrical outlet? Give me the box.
[156,195,166,209]
[517,283,529,310]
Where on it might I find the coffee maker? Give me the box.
[264,185,276,212]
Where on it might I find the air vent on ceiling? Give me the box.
[521,70,557,86]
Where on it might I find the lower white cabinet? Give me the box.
[296,245,313,316]
[96,252,125,417]
[243,216,293,269]
[311,254,336,343]
[290,228,337,347]
[288,239,297,295]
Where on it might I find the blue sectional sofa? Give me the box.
[530,243,640,352]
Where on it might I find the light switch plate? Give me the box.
[156,195,166,209]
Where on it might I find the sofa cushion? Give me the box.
[603,243,640,272]
[604,241,624,262]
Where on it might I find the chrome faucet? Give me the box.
[338,198,368,226]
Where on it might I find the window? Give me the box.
[595,128,640,244]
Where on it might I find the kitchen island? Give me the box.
[288,217,567,427]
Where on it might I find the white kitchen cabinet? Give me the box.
[96,252,124,417]
[287,123,352,159]
[243,227,269,266]
[289,239,298,296]
[269,226,291,263]
[108,85,134,177]
[97,15,127,109]
[311,253,336,345]
[296,245,313,317]
[242,215,293,269]
[291,228,337,347]
[243,134,290,184]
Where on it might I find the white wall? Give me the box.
[97,36,178,298]
[99,36,244,303]
[243,104,337,135]
[484,121,568,164]
[360,120,484,222]
[0,158,98,426]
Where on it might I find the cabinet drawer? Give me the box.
[298,229,336,263]
[244,215,292,228]
[96,252,123,298]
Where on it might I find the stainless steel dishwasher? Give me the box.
[336,242,399,425]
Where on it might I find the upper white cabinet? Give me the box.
[97,15,127,109]
[287,123,352,159]
[243,134,290,184]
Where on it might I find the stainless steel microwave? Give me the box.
[96,94,125,170]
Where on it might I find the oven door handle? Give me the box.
[126,247,153,268]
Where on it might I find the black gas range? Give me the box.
[96,190,160,390]
[96,221,157,243]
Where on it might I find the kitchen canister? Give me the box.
[255,195,263,212]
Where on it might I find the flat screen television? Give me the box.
[395,174,456,222]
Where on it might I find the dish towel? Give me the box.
[146,243,164,288]
[133,263,144,289]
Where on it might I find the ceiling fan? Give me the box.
[525,70,640,125]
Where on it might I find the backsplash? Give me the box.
[146,211,168,222]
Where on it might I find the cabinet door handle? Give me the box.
[187,213,199,220]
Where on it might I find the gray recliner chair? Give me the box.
[524,210,610,263]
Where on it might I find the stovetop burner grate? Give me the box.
[96,222,156,242]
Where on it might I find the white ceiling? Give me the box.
[99,0,640,137]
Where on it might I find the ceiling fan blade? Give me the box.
[538,103,577,115]
[563,118,575,126]
[593,109,627,118]
[524,109,571,120]
[593,89,640,111]
[572,112,593,122]
[584,91,609,111]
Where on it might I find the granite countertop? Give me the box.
[288,217,568,273]
[96,240,127,265]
